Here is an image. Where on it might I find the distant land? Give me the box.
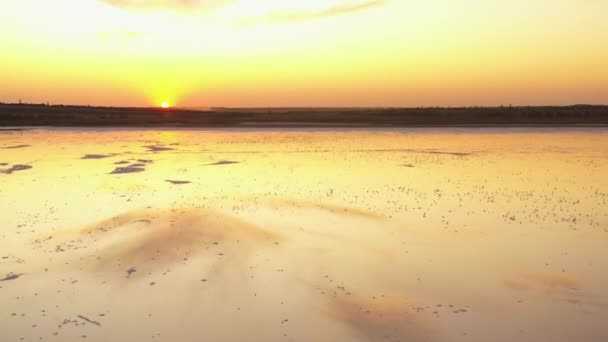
[1,103,607,127]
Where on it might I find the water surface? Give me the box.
[1,128,607,341]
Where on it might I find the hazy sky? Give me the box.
[0,0,607,107]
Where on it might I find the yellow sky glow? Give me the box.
[0,0,607,107]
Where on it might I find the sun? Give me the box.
[161,102,170,109]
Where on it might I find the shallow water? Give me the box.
[1,127,607,342]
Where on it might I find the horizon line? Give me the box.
[2,102,607,110]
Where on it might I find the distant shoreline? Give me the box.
[1,103,607,127]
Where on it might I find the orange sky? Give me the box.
[0,0,607,107]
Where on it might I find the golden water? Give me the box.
[1,128,607,341]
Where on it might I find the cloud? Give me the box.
[99,0,234,11]
[99,0,387,22]
[264,0,387,24]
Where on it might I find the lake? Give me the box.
[1,127,607,341]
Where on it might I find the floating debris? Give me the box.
[165,180,191,185]
[145,145,174,152]
[126,267,137,277]
[77,315,101,327]
[109,167,145,174]
[81,154,114,160]
[0,273,23,281]
[0,144,30,149]
[206,160,239,166]
[1,165,32,174]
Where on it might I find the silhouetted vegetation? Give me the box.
[0,103,606,127]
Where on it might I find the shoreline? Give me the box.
[1,103,607,127]
[2,124,608,130]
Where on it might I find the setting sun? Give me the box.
[0,1,607,341]
[0,0,606,107]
